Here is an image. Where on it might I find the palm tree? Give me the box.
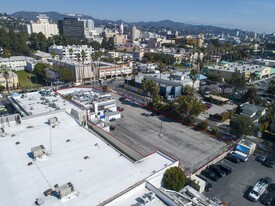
[69,48,74,62]
[189,69,200,94]
[81,50,87,82]
[1,65,10,94]
[76,53,81,82]
[249,72,257,82]
[50,51,56,60]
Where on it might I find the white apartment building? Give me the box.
[0,56,27,71]
[48,44,94,62]
[52,59,95,82]
[132,26,141,41]
[29,14,59,38]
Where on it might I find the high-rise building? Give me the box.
[120,22,124,34]
[58,16,85,39]
[86,19,95,30]
[132,26,140,41]
[29,14,59,38]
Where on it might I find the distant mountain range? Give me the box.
[11,11,253,36]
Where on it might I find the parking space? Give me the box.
[203,153,275,206]
[109,92,229,173]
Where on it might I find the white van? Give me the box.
[230,150,248,162]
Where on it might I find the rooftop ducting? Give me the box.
[31,145,47,159]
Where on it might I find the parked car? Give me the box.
[268,183,275,192]
[263,157,275,168]
[256,154,267,163]
[209,165,226,177]
[261,192,274,206]
[201,169,220,182]
[110,125,115,131]
[263,177,273,186]
[217,164,232,175]
[226,154,240,164]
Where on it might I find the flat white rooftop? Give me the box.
[10,91,82,116]
[208,62,270,73]
[0,111,175,206]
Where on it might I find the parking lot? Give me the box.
[204,152,275,206]
[109,92,229,173]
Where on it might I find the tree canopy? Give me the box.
[173,95,206,119]
[162,167,186,192]
[230,115,255,137]
[242,87,259,104]
[143,53,175,65]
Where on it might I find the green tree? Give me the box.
[230,115,255,138]
[198,120,209,130]
[141,79,160,105]
[102,85,108,92]
[89,41,101,50]
[242,87,259,104]
[162,167,186,192]
[2,48,11,58]
[1,65,10,93]
[101,37,108,50]
[183,85,192,95]
[33,62,50,84]
[0,85,5,93]
[230,71,246,90]
[249,72,258,82]
[174,95,206,119]
[50,51,56,59]
[107,37,115,50]
[81,50,87,81]
[69,48,74,62]
[55,66,73,82]
[189,69,200,94]
[267,81,275,95]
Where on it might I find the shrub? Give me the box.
[64,94,72,101]
[211,128,219,135]
[198,121,209,130]
[162,167,186,192]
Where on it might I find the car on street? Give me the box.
[256,154,268,163]
[201,169,220,182]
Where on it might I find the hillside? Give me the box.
[11,11,252,35]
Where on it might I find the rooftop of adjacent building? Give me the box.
[0,110,175,206]
[208,62,271,73]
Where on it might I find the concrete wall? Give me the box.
[87,120,144,161]
[192,144,235,176]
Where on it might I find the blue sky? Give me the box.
[0,0,274,33]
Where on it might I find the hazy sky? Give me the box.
[0,0,274,33]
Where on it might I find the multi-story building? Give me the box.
[52,59,95,82]
[58,15,85,39]
[0,71,19,89]
[205,61,275,81]
[0,56,27,71]
[48,45,94,62]
[95,61,133,79]
[29,14,59,38]
[132,26,141,41]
